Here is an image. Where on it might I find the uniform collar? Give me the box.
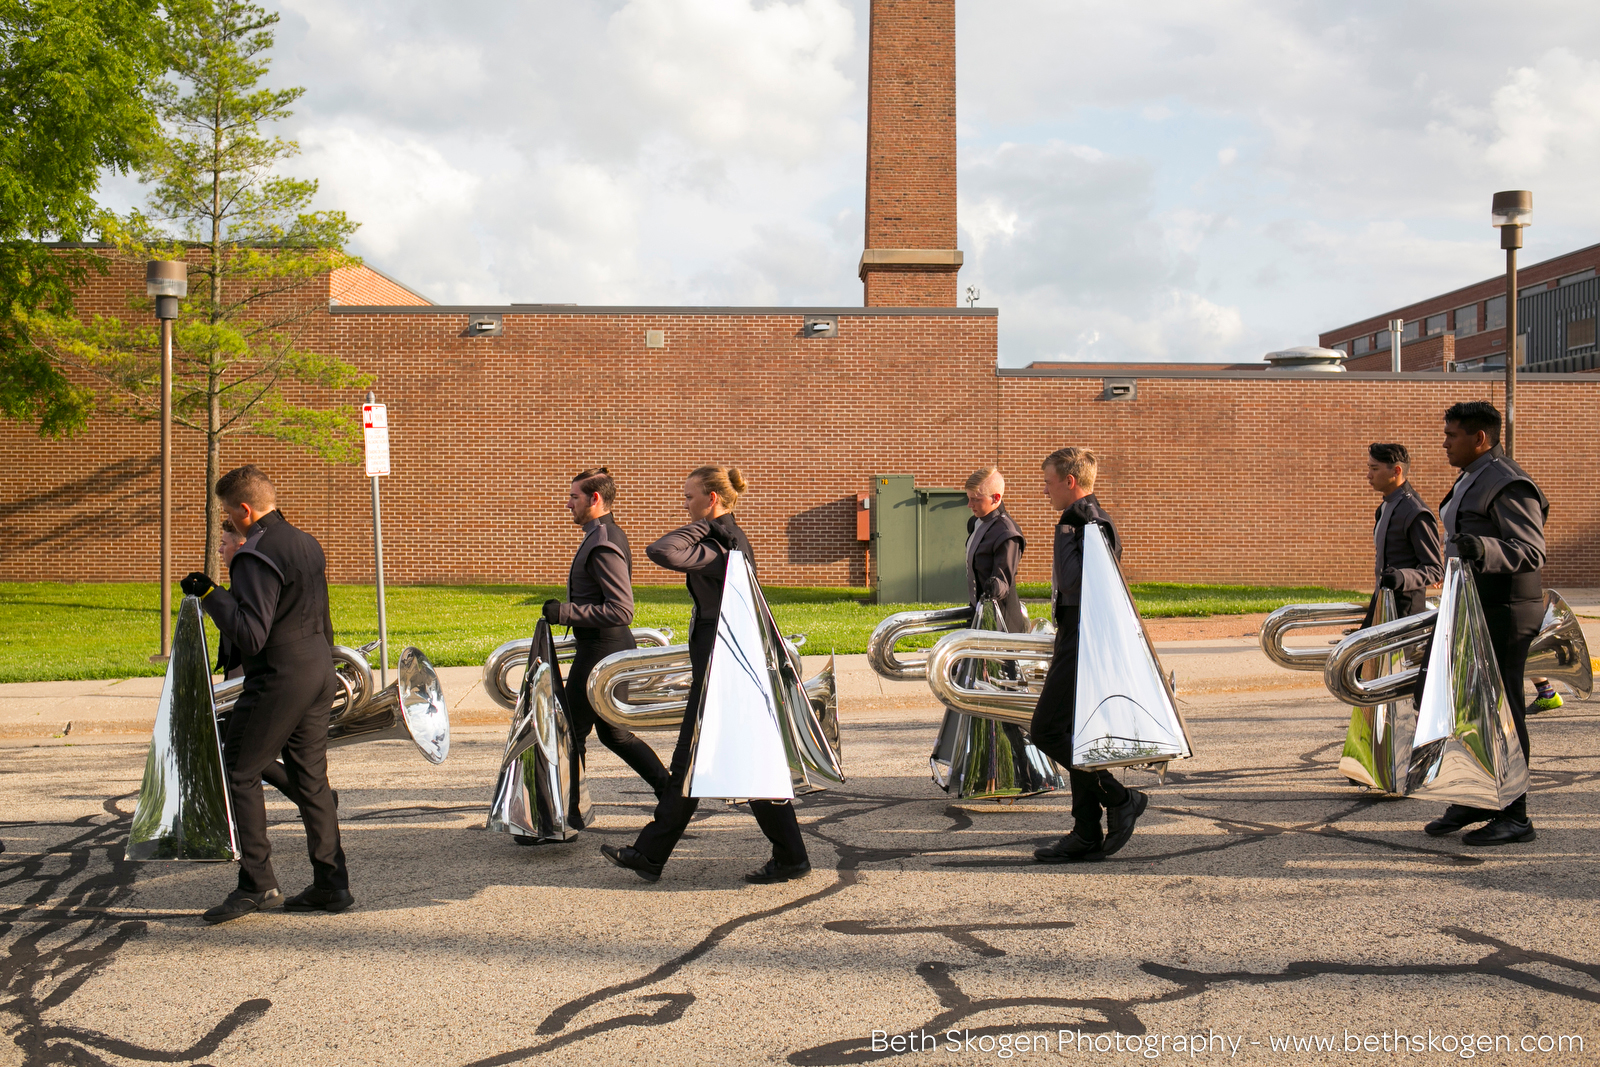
[1059,495,1100,528]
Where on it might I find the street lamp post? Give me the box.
[146,260,187,662]
[1492,190,1531,459]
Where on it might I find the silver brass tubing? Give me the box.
[866,605,973,681]
[1259,602,1369,672]
[584,643,693,730]
[482,627,674,711]
[924,629,1055,727]
[1324,610,1437,708]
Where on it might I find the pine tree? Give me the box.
[34,0,371,574]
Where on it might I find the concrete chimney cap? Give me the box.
[1263,345,1346,372]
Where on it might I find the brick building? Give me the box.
[5,0,1600,594]
[1319,243,1600,373]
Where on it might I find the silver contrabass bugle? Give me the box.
[1324,589,1593,709]
[213,641,450,764]
[921,629,1054,726]
[481,627,675,711]
[866,606,975,682]
[584,638,835,732]
[1258,602,1371,672]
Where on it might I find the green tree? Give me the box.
[34,0,372,574]
[0,0,169,436]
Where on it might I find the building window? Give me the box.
[1559,269,1596,286]
[1374,329,1391,351]
[1519,282,1550,298]
[1485,295,1506,330]
[1454,304,1478,337]
[1424,313,1446,337]
[1331,341,1350,356]
[1570,317,1597,350]
[1401,320,1419,343]
[1353,335,1372,355]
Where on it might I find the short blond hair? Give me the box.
[964,466,1004,494]
[1041,447,1097,492]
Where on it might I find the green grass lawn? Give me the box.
[0,580,1366,683]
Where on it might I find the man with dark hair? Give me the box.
[541,469,668,817]
[180,464,351,922]
[1425,402,1548,845]
[1363,442,1442,625]
[1028,446,1146,863]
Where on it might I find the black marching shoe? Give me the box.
[744,858,812,884]
[202,887,283,925]
[601,844,663,882]
[1100,789,1149,857]
[1461,817,1537,847]
[284,886,356,913]
[1424,804,1493,837]
[1033,831,1105,864]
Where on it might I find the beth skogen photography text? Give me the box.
[3,0,1599,1064]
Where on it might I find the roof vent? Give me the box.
[1264,345,1346,372]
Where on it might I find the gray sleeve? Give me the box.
[1396,511,1443,591]
[199,556,280,656]
[559,546,635,628]
[1478,484,1547,574]
[646,521,723,574]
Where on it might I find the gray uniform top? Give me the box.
[1438,448,1548,605]
[1370,481,1443,618]
[966,503,1027,632]
[557,514,635,630]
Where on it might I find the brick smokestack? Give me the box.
[859,0,963,307]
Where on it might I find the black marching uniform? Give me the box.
[1364,481,1444,625]
[216,629,306,807]
[1437,448,1548,825]
[1028,496,1133,846]
[199,510,349,896]
[629,514,807,871]
[966,503,1028,633]
[556,515,669,800]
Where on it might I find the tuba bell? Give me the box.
[213,639,449,765]
[488,619,583,842]
[127,596,240,862]
[482,627,675,711]
[928,523,1193,773]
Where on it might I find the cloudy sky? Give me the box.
[100,1,1600,366]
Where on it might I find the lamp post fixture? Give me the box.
[1492,190,1531,459]
[146,260,187,662]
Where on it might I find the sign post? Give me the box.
[363,393,391,689]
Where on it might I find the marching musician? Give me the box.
[1362,443,1442,624]
[1027,447,1146,863]
[1424,402,1547,846]
[601,466,811,884]
[964,466,1027,632]
[181,465,352,922]
[541,468,669,818]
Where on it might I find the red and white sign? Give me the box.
[362,403,390,477]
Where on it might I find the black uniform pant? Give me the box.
[631,625,807,868]
[1417,597,1542,820]
[568,628,670,796]
[1027,608,1129,840]
[223,637,349,895]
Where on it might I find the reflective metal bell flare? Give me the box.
[686,550,845,800]
[127,596,240,862]
[1336,588,1415,795]
[1403,558,1530,808]
[929,597,1065,800]
[488,620,584,843]
[1070,523,1193,769]
[1525,590,1593,702]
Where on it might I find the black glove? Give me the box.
[704,522,735,550]
[542,598,563,625]
[1377,569,1400,590]
[180,572,216,599]
[983,577,1003,600]
[1451,533,1485,562]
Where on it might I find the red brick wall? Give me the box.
[7,269,1600,591]
[862,0,959,307]
[1343,333,1454,372]
[994,372,1600,588]
[330,266,431,307]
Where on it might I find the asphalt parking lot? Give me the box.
[4,683,1598,1066]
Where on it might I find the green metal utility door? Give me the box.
[871,475,971,604]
